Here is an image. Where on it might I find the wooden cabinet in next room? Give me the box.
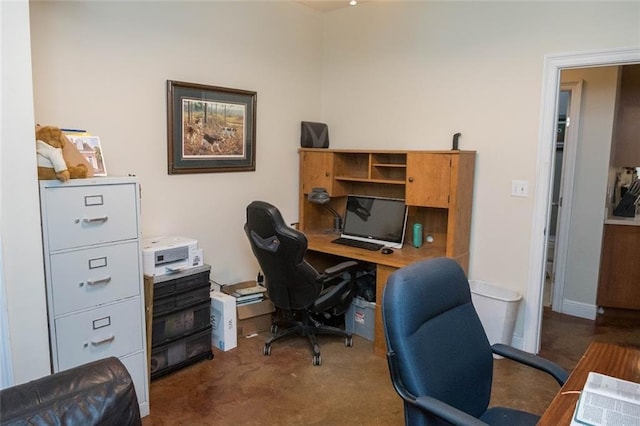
[597,224,640,310]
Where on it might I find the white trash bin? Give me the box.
[469,280,522,347]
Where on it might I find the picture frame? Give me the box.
[64,134,107,176]
[167,80,257,174]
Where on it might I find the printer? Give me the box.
[142,236,202,277]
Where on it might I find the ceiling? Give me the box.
[298,1,361,12]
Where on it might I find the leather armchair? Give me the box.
[0,357,141,426]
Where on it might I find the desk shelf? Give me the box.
[334,176,406,185]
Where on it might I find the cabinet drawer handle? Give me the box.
[408,177,414,183]
[83,216,108,224]
[325,172,330,177]
[87,276,111,286]
[90,335,115,346]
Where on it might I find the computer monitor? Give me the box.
[340,195,408,249]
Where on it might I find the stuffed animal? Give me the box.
[35,126,89,181]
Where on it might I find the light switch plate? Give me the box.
[511,180,529,197]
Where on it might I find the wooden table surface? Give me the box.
[537,341,640,425]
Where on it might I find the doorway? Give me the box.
[523,47,640,355]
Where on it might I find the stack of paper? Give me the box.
[571,372,640,425]
[232,285,267,306]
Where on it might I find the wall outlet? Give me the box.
[511,180,529,197]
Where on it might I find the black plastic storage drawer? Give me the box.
[150,326,213,379]
[152,301,211,345]
[153,285,210,317]
[153,269,210,299]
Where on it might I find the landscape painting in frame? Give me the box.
[167,80,256,174]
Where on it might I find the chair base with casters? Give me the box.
[263,259,358,366]
[382,257,569,426]
[264,308,353,366]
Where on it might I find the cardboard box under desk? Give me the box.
[222,280,274,337]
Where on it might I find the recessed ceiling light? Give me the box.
[349,0,357,6]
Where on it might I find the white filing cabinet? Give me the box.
[39,177,150,417]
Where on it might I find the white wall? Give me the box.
[321,2,640,337]
[561,67,619,313]
[29,1,324,286]
[2,0,323,384]
[1,0,51,384]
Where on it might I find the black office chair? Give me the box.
[382,257,569,426]
[244,200,359,366]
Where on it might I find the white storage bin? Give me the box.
[469,280,521,346]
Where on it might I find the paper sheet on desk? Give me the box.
[571,372,640,426]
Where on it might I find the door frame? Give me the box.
[550,80,583,312]
[524,47,640,354]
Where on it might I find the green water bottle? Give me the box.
[413,223,423,248]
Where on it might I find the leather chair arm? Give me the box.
[321,260,359,279]
[0,357,141,426]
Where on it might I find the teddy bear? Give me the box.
[36,126,90,181]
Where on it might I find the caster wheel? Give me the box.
[263,344,272,356]
[345,336,353,347]
[312,354,322,366]
[271,324,278,334]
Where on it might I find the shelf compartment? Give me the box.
[150,326,213,380]
[334,177,405,185]
[371,163,406,182]
[153,269,210,299]
[334,153,370,180]
[153,285,210,317]
[152,301,211,346]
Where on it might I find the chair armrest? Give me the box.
[491,343,569,386]
[387,351,488,426]
[413,396,489,426]
[321,260,359,279]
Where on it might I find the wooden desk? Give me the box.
[298,149,475,357]
[538,341,640,425]
[306,231,458,357]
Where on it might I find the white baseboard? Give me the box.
[561,299,597,320]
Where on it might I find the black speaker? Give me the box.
[300,121,329,148]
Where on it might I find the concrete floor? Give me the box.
[142,308,640,425]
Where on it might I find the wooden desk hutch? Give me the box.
[297,148,476,356]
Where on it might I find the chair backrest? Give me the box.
[382,257,494,424]
[244,201,321,311]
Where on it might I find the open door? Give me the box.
[545,80,583,312]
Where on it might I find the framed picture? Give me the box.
[167,80,257,174]
[65,134,107,176]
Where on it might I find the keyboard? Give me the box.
[331,237,383,251]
